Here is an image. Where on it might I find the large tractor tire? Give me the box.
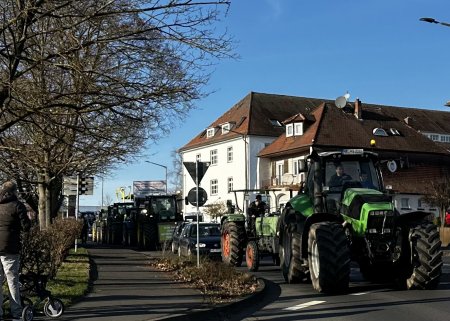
[308,222,350,293]
[221,221,245,267]
[246,240,259,272]
[400,222,442,289]
[144,223,158,250]
[280,225,305,284]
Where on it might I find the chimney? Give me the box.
[354,98,362,119]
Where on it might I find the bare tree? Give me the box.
[422,175,450,227]
[0,0,234,228]
[169,149,183,194]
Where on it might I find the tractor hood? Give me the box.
[341,188,393,220]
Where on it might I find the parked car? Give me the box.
[178,222,222,258]
[171,221,189,253]
[445,209,450,227]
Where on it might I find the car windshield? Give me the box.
[191,225,221,237]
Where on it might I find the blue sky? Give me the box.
[80,0,450,206]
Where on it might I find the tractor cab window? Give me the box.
[325,160,381,192]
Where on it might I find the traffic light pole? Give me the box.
[75,173,80,252]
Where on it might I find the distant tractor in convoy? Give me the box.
[220,190,280,272]
[278,149,442,293]
[135,194,183,250]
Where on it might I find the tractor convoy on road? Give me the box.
[91,149,443,294]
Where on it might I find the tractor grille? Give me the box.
[367,210,394,234]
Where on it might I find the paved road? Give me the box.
[233,256,450,321]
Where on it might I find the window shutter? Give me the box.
[284,160,289,174]
[271,161,276,178]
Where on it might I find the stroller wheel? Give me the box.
[22,305,34,321]
[44,298,64,318]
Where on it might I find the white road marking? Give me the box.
[284,300,326,311]
[350,289,388,296]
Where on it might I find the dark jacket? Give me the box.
[0,190,31,254]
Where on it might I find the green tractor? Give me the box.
[278,149,442,293]
[220,190,280,272]
[135,194,183,250]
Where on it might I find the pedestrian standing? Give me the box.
[0,181,31,321]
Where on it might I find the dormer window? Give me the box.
[206,128,216,138]
[373,128,388,137]
[286,124,293,137]
[294,123,303,135]
[221,123,231,134]
[286,122,303,137]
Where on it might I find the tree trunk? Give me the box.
[38,173,47,230]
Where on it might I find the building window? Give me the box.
[227,177,233,193]
[277,163,284,184]
[430,134,439,141]
[196,154,201,162]
[373,128,388,137]
[294,123,303,135]
[206,128,216,138]
[270,119,283,127]
[417,199,424,209]
[227,146,233,162]
[222,123,230,134]
[211,179,218,195]
[286,124,293,137]
[210,149,218,165]
[401,198,410,209]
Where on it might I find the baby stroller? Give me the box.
[19,271,64,320]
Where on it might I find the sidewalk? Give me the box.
[61,245,214,321]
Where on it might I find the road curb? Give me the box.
[153,277,267,321]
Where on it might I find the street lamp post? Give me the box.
[145,161,168,194]
[420,17,450,27]
[420,17,450,108]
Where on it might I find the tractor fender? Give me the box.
[395,210,434,227]
[221,213,246,226]
[301,213,344,259]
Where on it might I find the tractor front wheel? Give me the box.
[221,221,245,267]
[308,222,350,293]
[400,222,442,289]
[246,240,259,272]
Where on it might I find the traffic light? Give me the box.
[78,176,94,195]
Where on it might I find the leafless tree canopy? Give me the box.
[0,0,233,226]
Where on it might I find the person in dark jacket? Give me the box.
[0,180,31,320]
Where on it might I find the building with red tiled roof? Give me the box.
[180,92,450,221]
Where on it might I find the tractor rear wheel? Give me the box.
[221,221,245,267]
[280,225,305,283]
[308,222,350,293]
[400,222,442,289]
[246,240,259,272]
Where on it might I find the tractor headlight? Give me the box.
[369,210,393,216]
[195,243,206,248]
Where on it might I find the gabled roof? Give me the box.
[179,92,325,151]
[258,98,450,158]
[180,92,450,158]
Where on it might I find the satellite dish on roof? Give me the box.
[344,91,351,100]
[334,96,347,108]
